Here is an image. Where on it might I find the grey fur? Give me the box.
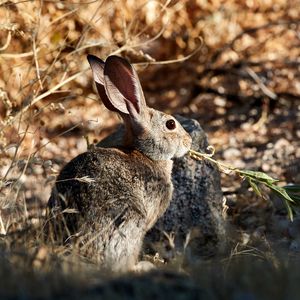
[47,55,192,272]
[100,116,226,261]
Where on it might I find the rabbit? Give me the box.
[47,54,192,273]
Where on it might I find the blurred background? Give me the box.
[0,0,300,233]
[1,0,299,222]
[0,1,300,298]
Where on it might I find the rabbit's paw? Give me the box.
[132,261,156,273]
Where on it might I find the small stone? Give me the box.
[31,157,43,165]
[223,148,241,160]
[17,159,27,170]
[43,160,53,169]
[5,144,18,157]
[32,166,44,175]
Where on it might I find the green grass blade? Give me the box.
[239,170,279,184]
[283,199,294,221]
[248,179,262,197]
[284,185,300,193]
[267,184,295,203]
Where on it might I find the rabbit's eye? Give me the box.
[166,119,176,130]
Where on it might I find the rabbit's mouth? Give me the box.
[174,147,190,158]
[173,136,192,158]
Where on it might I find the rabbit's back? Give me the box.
[48,147,174,270]
[51,147,173,217]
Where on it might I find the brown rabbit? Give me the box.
[47,55,192,272]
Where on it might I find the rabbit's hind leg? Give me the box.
[104,213,146,273]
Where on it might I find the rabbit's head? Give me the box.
[87,55,192,161]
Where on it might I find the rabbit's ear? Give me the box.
[87,55,119,112]
[104,55,146,118]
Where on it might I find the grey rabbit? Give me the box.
[47,54,192,272]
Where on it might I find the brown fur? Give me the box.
[47,55,192,272]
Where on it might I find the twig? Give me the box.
[245,66,277,100]
[190,148,298,221]
[0,210,6,235]
[252,98,269,131]
[48,8,78,27]
[189,149,236,173]
[1,69,87,130]
[0,48,40,58]
[32,33,43,91]
[1,117,29,185]
[65,41,110,57]
[0,30,12,51]
[134,37,203,66]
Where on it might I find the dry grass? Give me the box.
[0,0,300,298]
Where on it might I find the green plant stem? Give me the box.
[189,149,298,221]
